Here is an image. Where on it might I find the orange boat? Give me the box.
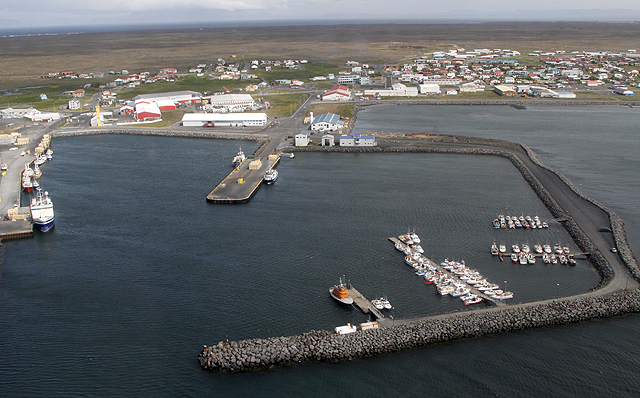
[329,279,353,305]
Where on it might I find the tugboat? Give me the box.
[329,278,353,305]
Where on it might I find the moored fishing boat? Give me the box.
[329,279,353,305]
[263,169,278,184]
[30,188,55,232]
[34,163,42,179]
[491,242,499,255]
[533,244,543,254]
[46,148,53,160]
[511,253,518,263]
[231,148,246,166]
[22,174,33,192]
[371,299,384,310]
[463,294,483,305]
[499,244,507,253]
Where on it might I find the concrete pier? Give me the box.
[345,285,385,319]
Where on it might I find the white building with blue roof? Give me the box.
[295,131,310,146]
[310,112,344,132]
[340,133,377,147]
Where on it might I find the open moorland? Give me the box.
[2,22,640,87]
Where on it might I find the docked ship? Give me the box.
[329,279,354,305]
[22,174,33,192]
[46,148,53,161]
[264,169,278,184]
[30,189,55,232]
[231,148,246,166]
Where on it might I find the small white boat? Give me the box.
[543,244,552,254]
[521,245,530,254]
[395,242,403,251]
[411,244,424,254]
[491,242,499,255]
[381,297,392,310]
[512,245,520,253]
[463,294,483,305]
[289,153,295,159]
[371,299,384,310]
[34,154,46,165]
[533,244,543,254]
[499,245,507,253]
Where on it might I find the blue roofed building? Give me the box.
[339,133,377,147]
[310,112,344,132]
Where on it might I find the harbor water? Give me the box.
[1,105,640,396]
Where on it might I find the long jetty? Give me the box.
[206,155,280,203]
[199,134,640,372]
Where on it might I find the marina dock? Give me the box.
[389,237,505,307]
[345,284,385,319]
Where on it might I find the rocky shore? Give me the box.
[199,290,640,372]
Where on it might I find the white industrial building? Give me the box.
[0,107,34,119]
[23,109,61,122]
[339,133,377,147]
[418,83,441,94]
[310,112,344,131]
[133,90,201,105]
[204,94,255,109]
[181,113,268,127]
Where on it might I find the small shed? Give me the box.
[295,131,310,147]
[322,134,335,147]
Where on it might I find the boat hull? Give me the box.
[34,218,55,233]
[329,289,353,305]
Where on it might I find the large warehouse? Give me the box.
[133,91,201,105]
[182,113,268,127]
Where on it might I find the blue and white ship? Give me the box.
[30,189,55,232]
[264,169,278,184]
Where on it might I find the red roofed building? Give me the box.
[322,85,352,101]
[135,100,161,121]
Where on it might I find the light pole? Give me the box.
[556,283,560,298]
[504,280,507,292]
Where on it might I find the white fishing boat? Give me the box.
[30,189,55,232]
[231,148,246,166]
[395,242,403,251]
[33,163,42,179]
[23,164,34,178]
[34,154,46,165]
[491,242,499,255]
[463,294,483,305]
[46,148,53,160]
[371,299,384,310]
[411,244,424,254]
[543,244,552,254]
[521,244,530,254]
[499,244,507,253]
[381,297,392,310]
[533,244,543,254]
[512,245,520,253]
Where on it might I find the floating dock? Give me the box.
[389,237,505,307]
[345,284,385,319]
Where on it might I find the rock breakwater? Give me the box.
[199,290,640,372]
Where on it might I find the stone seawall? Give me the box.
[521,144,640,280]
[50,129,268,144]
[199,290,640,372]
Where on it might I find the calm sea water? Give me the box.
[0,105,639,397]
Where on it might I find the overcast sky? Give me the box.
[2,0,640,32]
